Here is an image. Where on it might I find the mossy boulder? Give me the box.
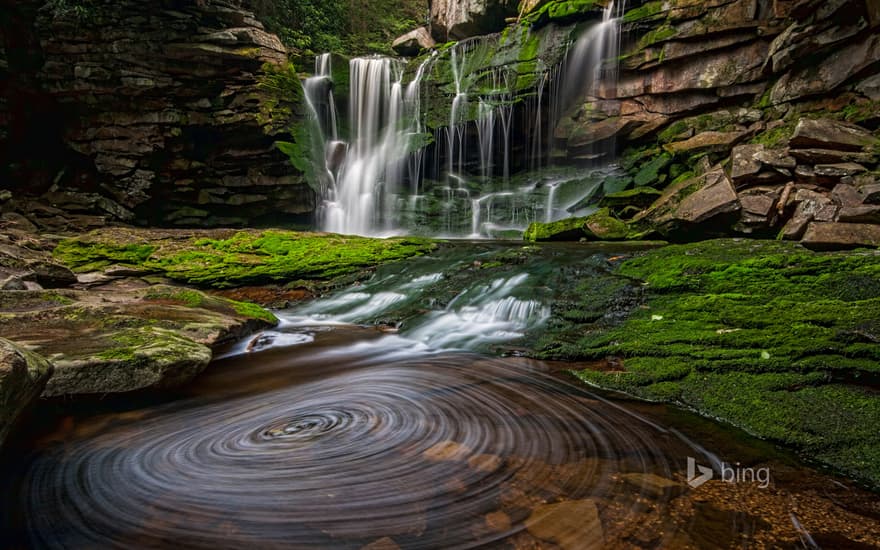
[583,208,630,240]
[0,286,277,396]
[536,239,880,486]
[53,228,437,289]
[0,338,53,448]
[524,216,589,241]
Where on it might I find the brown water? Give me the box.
[2,324,880,549]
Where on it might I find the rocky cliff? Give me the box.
[397,0,880,248]
[0,0,314,230]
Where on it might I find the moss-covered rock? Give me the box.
[583,208,630,240]
[536,239,880,486]
[524,216,589,241]
[53,228,437,289]
[0,286,277,397]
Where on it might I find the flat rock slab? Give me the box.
[801,222,880,250]
[0,286,276,396]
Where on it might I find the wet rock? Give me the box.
[526,499,603,550]
[801,222,880,250]
[789,118,877,152]
[599,187,663,211]
[0,338,53,448]
[523,216,588,242]
[423,440,471,461]
[620,472,684,498]
[392,27,436,56]
[484,511,512,533]
[361,537,401,550]
[736,189,779,233]
[0,286,276,397]
[468,453,503,472]
[583,208,629,241]
[730,144,764,186]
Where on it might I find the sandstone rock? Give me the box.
[837,205,880,223]
[0,338,53,448]
[430,0,518,41]
[639,168,741,238]
[423,440,471,461]
[484,511,512,533]
[771,33,880,104]
[789,148,878,165]
[831,183,865,207]
[0,286,276,397]
[361,537,401,550]
[789,118,876,151]
[801,222,880,250]
[600,187,663,210]
[814,163,868,180]
[468,453,503,472]
[856,73,880,100]
[664,131,748,155]
[731,144,764,185]
[392,27,436,56]
[526,499,603,550]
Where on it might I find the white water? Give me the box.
[303,2,626,237]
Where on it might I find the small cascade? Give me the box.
[553,1,626,157]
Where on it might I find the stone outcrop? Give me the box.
[0,0,315,228]
[0,338,53,448]
[430,0,519,41]
[392,27,437,56]
[0,285,276,397]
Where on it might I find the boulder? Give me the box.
[862,184,880,204]
[523,216,588,242]
[638,167,741,238]
[801,222,880,250]
[0,286,276,396]
[831,183,865,207]
[583,208,629,241]
[391,27,436,57]
[430,0,518,41]
[789,118,877,152]
[0,338,53,448]
[837,205,880,223]
[789,148,878,165]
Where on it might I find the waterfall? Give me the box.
[301,1,626,237]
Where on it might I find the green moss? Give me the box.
[751,122,795,148]
[54,229,437,289]
[633,153,673,187]
[543,239,880,486]
[523,216,588,242]
[623,1,665,22]
[522,0,602,26]
[583,208,629,240]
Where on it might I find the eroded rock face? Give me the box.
[430,0,519,41]
[1,0,315,228]
[0,338,53,448]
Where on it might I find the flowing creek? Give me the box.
[2,242,880,549]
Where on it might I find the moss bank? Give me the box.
[53,228,437,289]
[536,239,880,486]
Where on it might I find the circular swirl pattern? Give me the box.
[15,338,695,549]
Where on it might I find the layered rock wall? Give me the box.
[0,0,315,229]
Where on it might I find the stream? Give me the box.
[2,243,880,549]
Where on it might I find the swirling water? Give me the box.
[2,243,880,549]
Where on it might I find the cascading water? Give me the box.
[303,2,626,237]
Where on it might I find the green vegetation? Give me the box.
[524,216,589,242]
[536,239,880,486]
[250,0,426,55]
[54,228,437,289]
